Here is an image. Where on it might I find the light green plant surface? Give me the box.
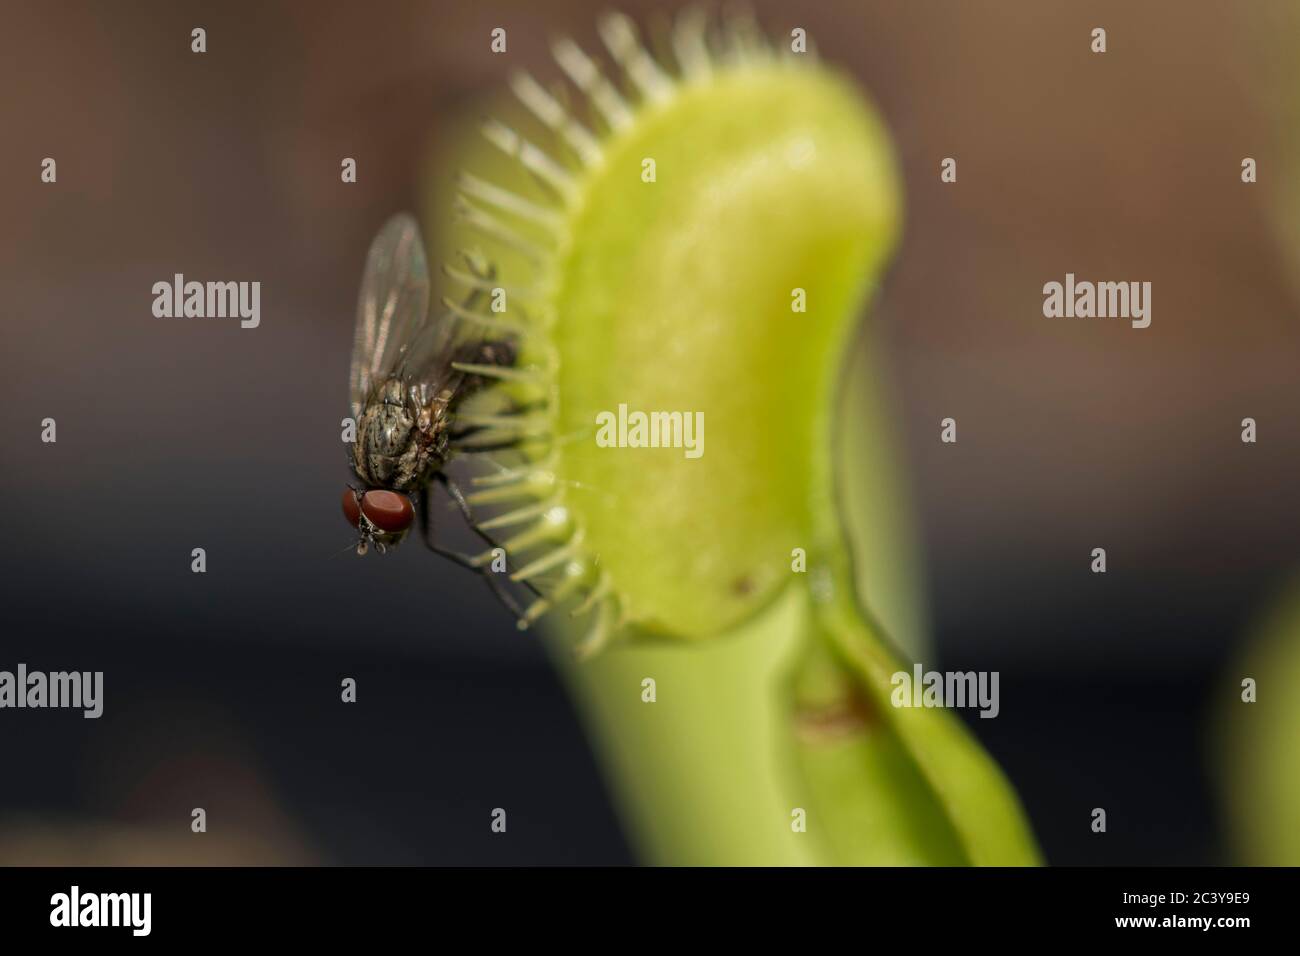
[425,28,1039,865]
[556,572,1040,865]
[545,66,896,638]
[1218,578,1300,865]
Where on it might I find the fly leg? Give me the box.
[434,472,544,600]
[416,486,530,626]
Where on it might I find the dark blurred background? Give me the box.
[1,0,1297,864]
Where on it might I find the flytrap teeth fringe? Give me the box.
[470,453,560,487]
[551,37,635,131]
[458,424,551,447]
[597,12,674,104]
[570,569,611,619]
[573,577,622,660]
[457,171,566,233]
[456,436,553,457]
[452,198,548,263]
[450,8,795,653]
[509,533,584,585]
[441,260,536,299]
[439,295,531,338]
[449,361,546,388]
[494,509,572,557]
[508,72,604,166]
[480,120,578,199]
[474,497,562,532]
[465,480,552,507]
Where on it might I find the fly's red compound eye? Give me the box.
[342,488,362,528]
[361,490,414,533]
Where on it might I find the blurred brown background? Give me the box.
[1,0,1297,864]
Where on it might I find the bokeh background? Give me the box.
[1,0,1297,864]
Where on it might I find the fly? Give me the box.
[342,212,531,620]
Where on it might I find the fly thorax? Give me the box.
[358,400,422,490]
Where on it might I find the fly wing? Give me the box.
[349,213,431,420]
[394,254,507,410]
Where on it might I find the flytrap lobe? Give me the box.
[441,8,901,655]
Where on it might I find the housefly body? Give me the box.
[342,213,531,620]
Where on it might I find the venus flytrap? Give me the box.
[431,10,1040,865]
[1218,577,1300,865]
